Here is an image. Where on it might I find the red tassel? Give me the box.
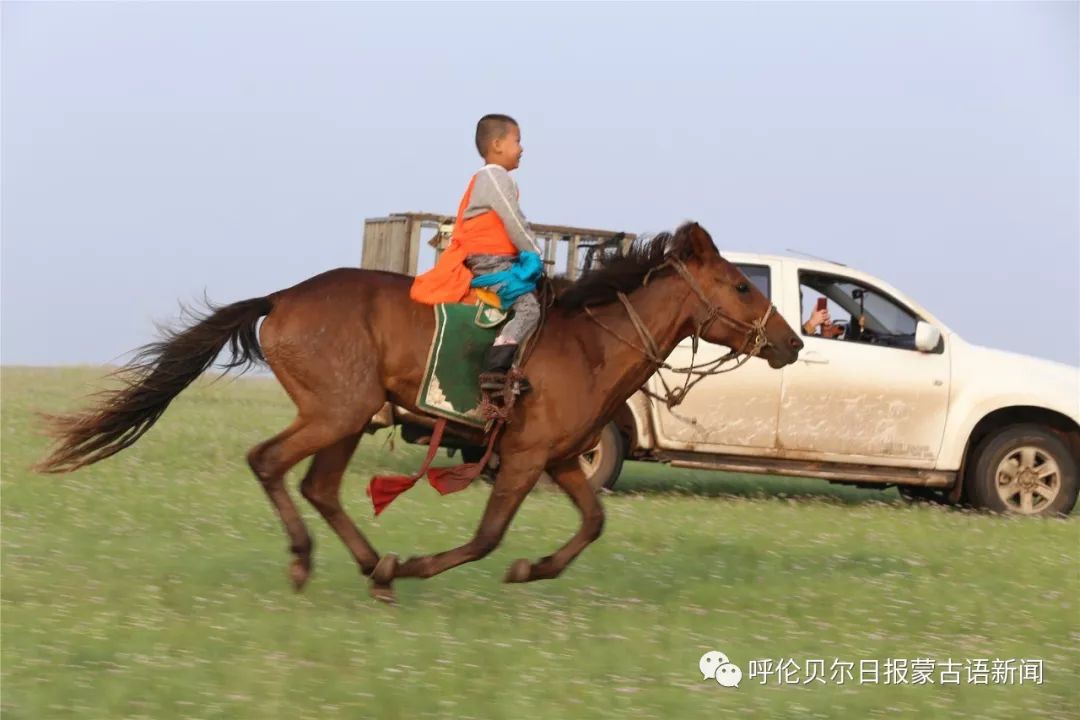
[427,463,484,495]
[366,418,505,516]
[428,421,501,494]
[367,419,447,516]
[367,474,422,516]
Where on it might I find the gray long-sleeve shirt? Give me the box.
[462,164,541,255]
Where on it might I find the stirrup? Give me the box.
[479,369,528,418]
[480,370,531,395]
[479,372,507,392]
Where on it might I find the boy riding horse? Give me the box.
[409,114,542,394]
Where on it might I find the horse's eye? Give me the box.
[736,282,750,294]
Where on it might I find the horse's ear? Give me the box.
[687,222,719,259]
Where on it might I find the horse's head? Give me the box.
[672,223,802,369]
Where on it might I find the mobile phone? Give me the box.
[815,297,827,312]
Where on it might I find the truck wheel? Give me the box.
[579,422,627,492]
[967,424,1079,517]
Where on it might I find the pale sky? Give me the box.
[2,1,1078,366]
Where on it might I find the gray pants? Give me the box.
[465,254,541,346]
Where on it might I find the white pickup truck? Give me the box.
[383,252,1080,517]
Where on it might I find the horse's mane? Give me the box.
[553,222,698,311]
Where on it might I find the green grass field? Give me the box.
[3,367,1077,719]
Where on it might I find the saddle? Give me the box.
[415,295,510,429]
[366,284,549,516]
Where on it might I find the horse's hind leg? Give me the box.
[299,432,380,579]
[247,417,357,590]
[504,457,605,583]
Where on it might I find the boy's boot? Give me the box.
[479,344,530,394]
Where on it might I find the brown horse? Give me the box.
[35,222,802,602]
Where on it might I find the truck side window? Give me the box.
[800,272,922,350]
[736,264,770,299]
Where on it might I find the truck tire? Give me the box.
[579,422,627,492]
[462,421,626,492]
[967,424,1079,517]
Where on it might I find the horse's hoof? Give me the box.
[289,558,311,591]
[369,580,397,605]
[504,558,532,584]
[372,553,398,586]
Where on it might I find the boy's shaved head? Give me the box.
[475,114,518,157]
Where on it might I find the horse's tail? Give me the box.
[34,295,274,473]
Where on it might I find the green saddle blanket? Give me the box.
[416,302,508,428]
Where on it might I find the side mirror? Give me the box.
[915,321,941,352]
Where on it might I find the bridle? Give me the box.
[583,256,776,408]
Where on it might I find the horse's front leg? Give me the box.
[372,449,545,586]
[504,456,604,583]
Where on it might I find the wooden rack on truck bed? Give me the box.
[361,211,635,278]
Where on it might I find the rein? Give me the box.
[583,257,775,408]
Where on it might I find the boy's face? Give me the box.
[488,124,523,171]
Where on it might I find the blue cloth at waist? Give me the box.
[469,251,543,307]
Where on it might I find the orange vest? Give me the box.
[410,174,518,305]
